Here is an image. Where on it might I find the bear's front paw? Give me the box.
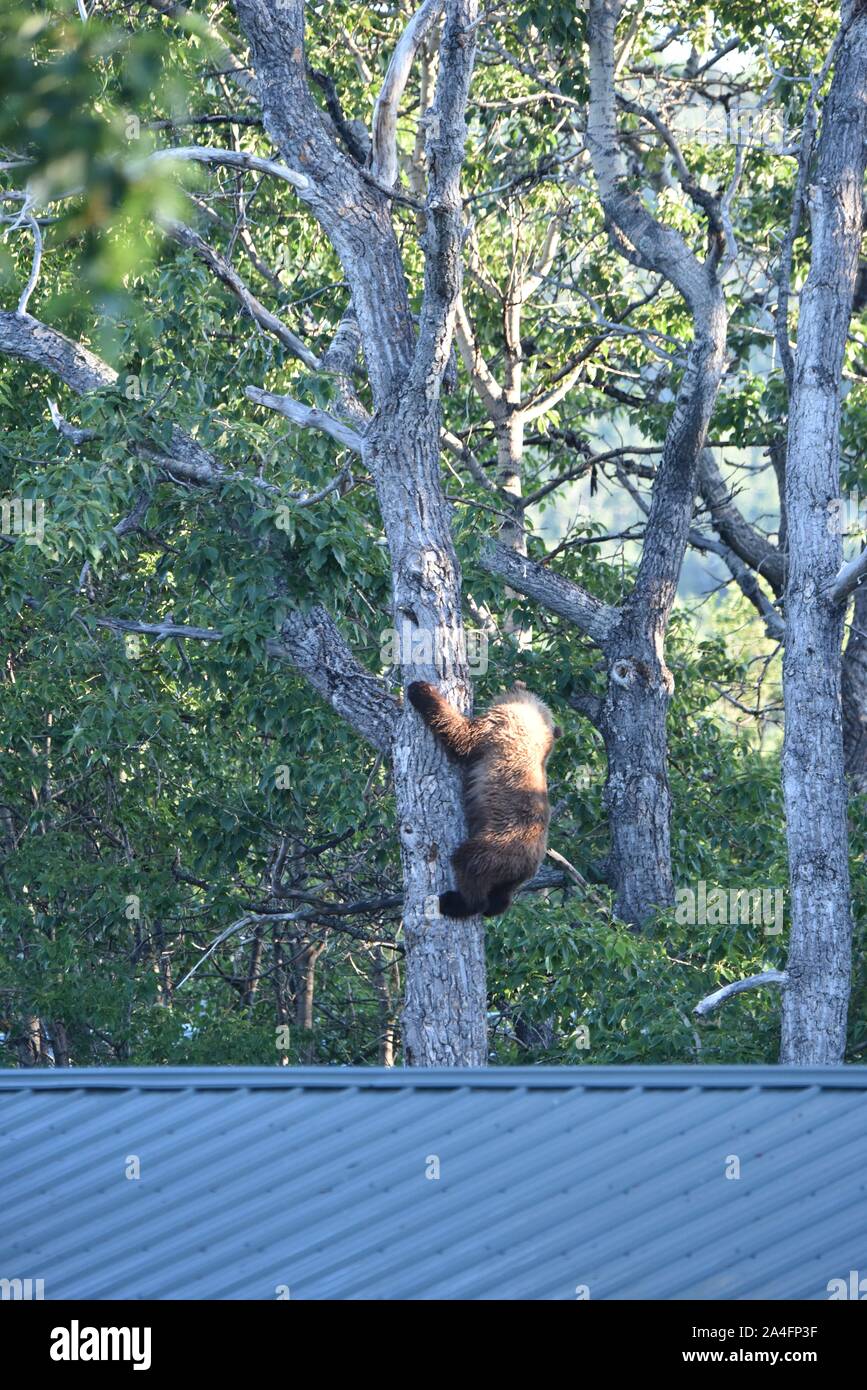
[407,681,437,712]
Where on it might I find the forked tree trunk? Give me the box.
[601,297,727,924]
[475,0,731,929]
[234,0,485,1064]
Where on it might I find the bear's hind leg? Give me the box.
[483,882,517,918]
[436,839,491,917]
[438,890,478,919]
[436,838,492,919]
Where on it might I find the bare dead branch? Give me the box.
[245,387,364,452]
[829,545,867,608]
[371,0,444,187]
[694,970,788,1017]
[161,219,321,368]
[478,538,620,646]
[143,144,310,190]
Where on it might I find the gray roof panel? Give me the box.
[1,1065,865,1300]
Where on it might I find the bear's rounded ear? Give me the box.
[553,724,563,739]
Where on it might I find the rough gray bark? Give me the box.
[234,0,486,1064]
[2,2,486,1066]
[779,0,867,1064]
[365,400,485,1066]
[0,311,115,392]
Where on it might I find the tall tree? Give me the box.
[479,0,731,925]
[1,0,488,1066]
[3,1,866,1070]
[690,0,867,1060]
[233,0,484,1064]
[779,0,867,1064]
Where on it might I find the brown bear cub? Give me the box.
[407,681,561,919]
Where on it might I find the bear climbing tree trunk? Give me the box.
[232,0,488,1065]
[364,399,486,1066]
[0,0,489,1067]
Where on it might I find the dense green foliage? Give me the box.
[2,1,865,1067]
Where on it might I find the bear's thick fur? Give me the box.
[407,681,560,918]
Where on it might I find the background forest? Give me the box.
[2,0,866,1068]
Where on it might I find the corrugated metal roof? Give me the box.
[1,1066,865,1300]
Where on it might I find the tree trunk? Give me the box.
[50,1019,71,1068]
[495,413,526,556]
[16,1015,45,1067]
[780,1,867,1064]
[294,937,325,1063]
[600,640,675,925]
[371,947,399,1066]
[243,925,265,1011]
[602,293,727,924]
[233,0,484,1064]
[484,0,731,930]
[496,412,533,648]
[585,0,729,924]
[366,401,488,1066]
[273,929,291,1065]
